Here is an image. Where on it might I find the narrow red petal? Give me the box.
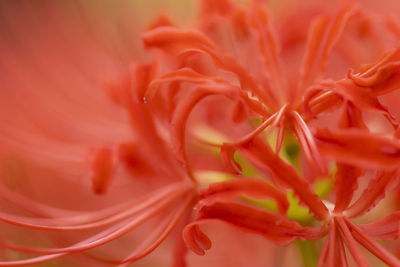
[194,201,308,245]
[275,124,285,154]
[291,111,327,175]
[315,5,359,79]
[298,15,330,92]
[200,177,289,214]
[345,171,398,218]
[346,218,400,267]
[316,231,329,267]
[250,2,287,104]
[333,164,363,213]
[171,85,240,171]
[298,5,358,96]
[148,67,225,94]
[85,194,195,266]
[240,137,329,220]
[326,220,337,267]
[314,128,400,169]
[0,182,188,231]
[219,105,287,174]
[0,182,192,265]
[336,233,349,267]
[336,217,369,267]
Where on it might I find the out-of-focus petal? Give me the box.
[345,171,399,218]
[314,128,400,169]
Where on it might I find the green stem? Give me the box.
[296,240,318,267]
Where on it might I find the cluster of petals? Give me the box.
[1,0,400,266]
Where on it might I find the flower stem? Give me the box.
[297,240,318,267]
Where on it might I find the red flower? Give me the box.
[140,0,400,265]
[2,0,400,266]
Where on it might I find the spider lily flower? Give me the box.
[2,0,400,266]
[140,0,400,265]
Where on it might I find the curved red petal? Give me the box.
[193,201,311,246]
[240,137,329,221]
[200,177,289,214]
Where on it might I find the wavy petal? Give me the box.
[345,171,399,218]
